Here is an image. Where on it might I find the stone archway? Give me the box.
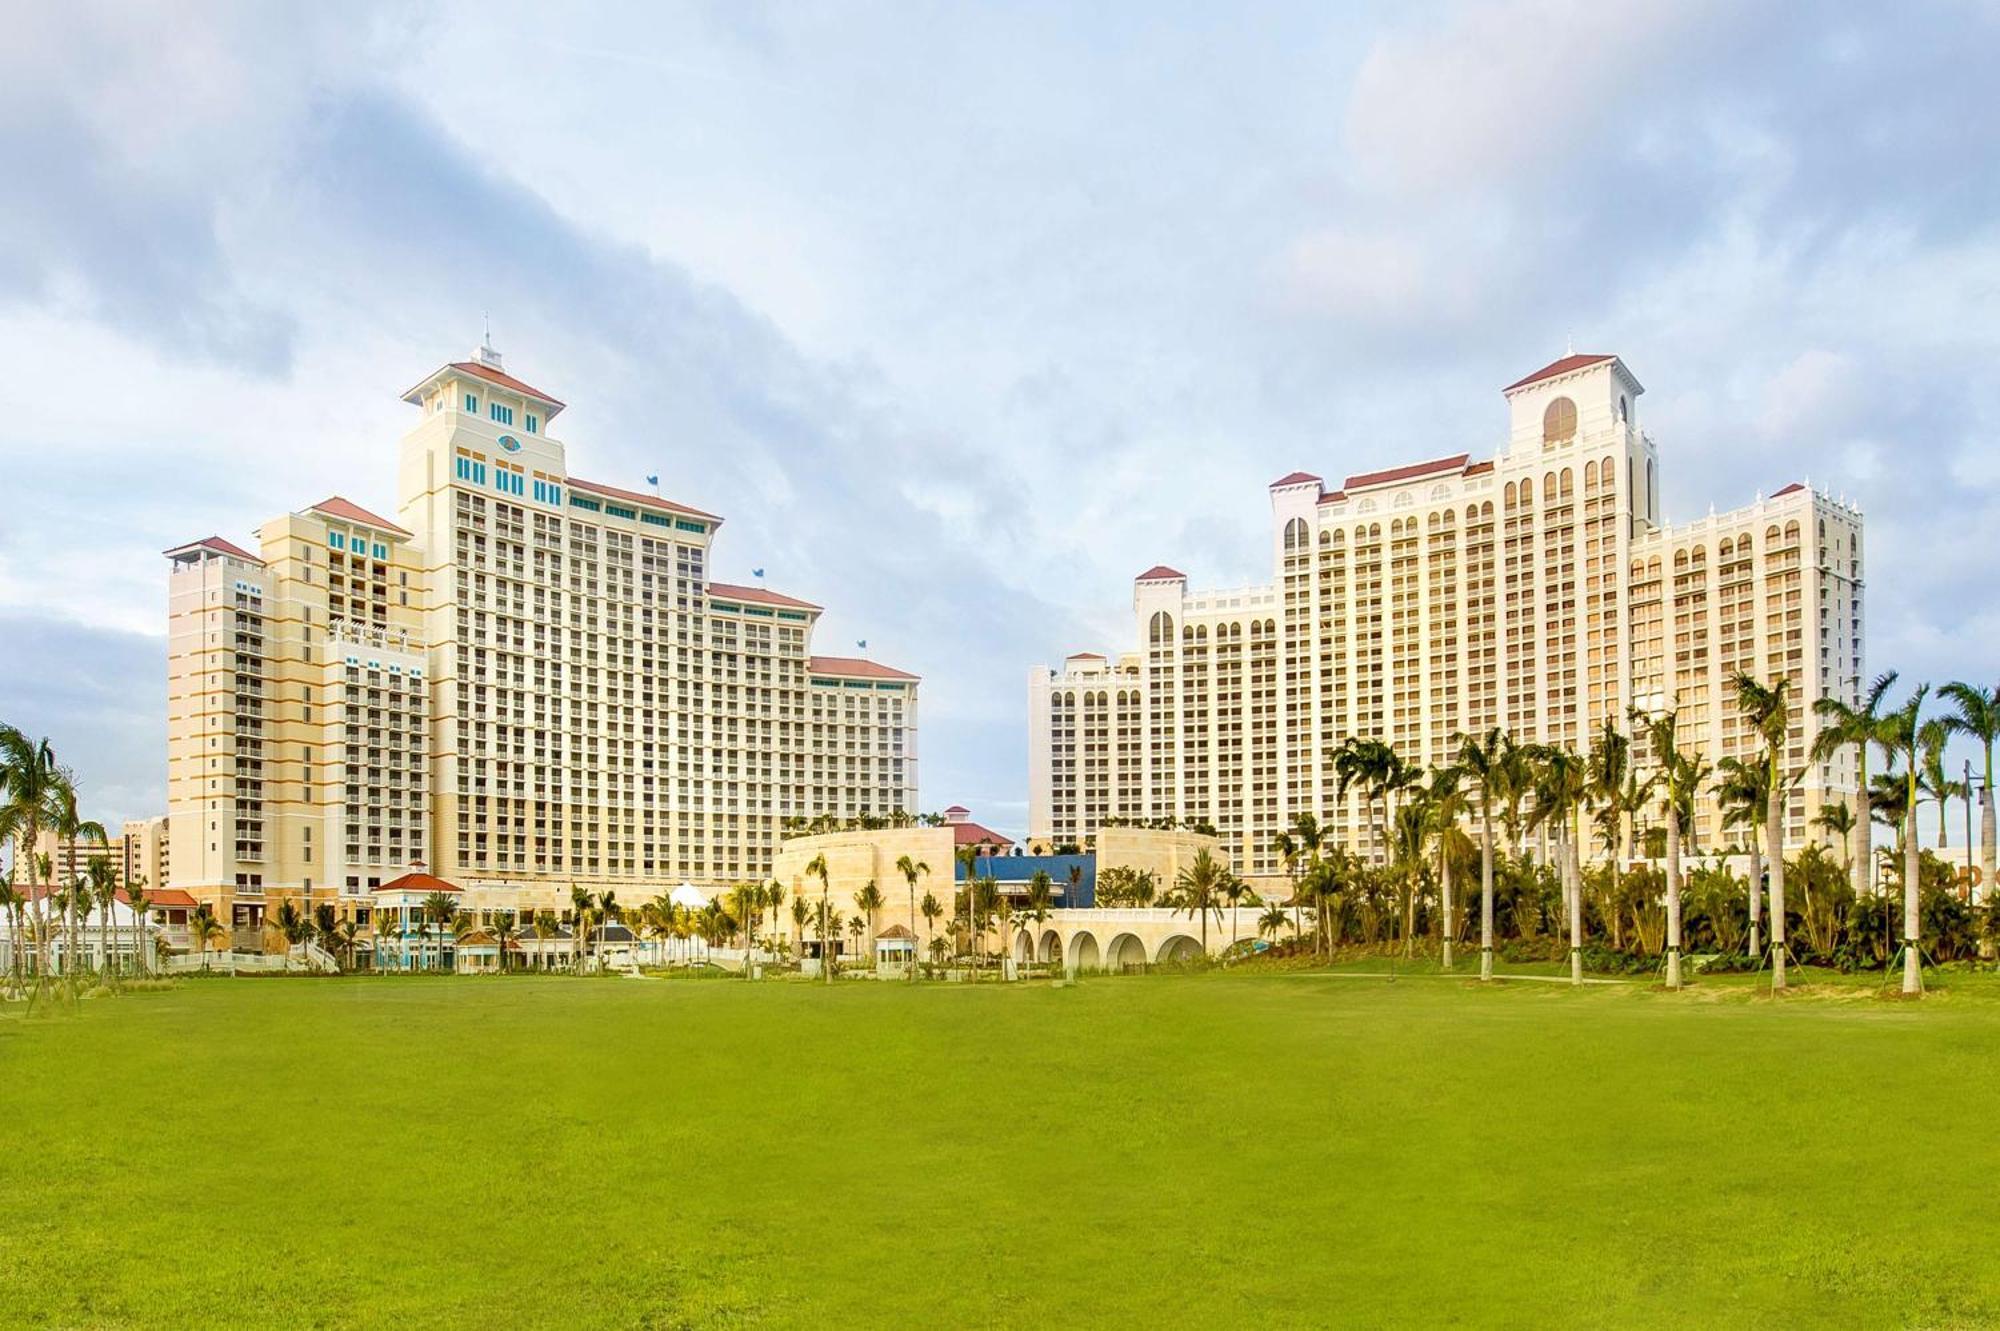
[1106,932,1147,972]
[1014,929,1035,964]
[1068,931,1100,972]
[1039,929,1061,963]
[1155,934,1202,965]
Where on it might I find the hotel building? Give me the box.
[1029,354,1864,878]
[165,342,918,926]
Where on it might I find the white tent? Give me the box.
[668,882,710,909]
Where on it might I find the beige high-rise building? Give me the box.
[166,342,918,926]
[1029,354,1864,877]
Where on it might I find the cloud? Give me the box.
[0,615,164,830]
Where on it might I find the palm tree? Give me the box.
[567,885,594,973]
[1333,736,1398,864]
[335,916,363,971]
[489,910,518,974]
[1526,745,1587,984]
[421,891,457,970]
[1455,728,1512,981]
[1732,672,1795,988]
[804,853,833,983]
[1918,725,1966,852]
[1220,868,1252,946]
[853,881,885,969]
[1812,671,1899,920]
[920,891,943,973]
[1388,798,1429,959]
[790,896,809,964]
[274,899,312,970]
[1257,901,1290,943]
[532,913,560,971]
[189,902,225,970]
[44,768,103,1000]
[86,854,119,979]
[1170,848,1227,954]
[1021,871,1054,971]
[1877,684,1932,995]
[0,726,66,1001]
[1814,802,1857,869]
[0,863,24,995]
[1421,767,1470,967]
[1716,756,1770,959]
[953,844,979,974]
[122,876,150,979]
[1941,681,2000,900]
[895,854,929,983]
[1638,705,1704,989]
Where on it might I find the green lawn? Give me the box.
[5,971,1999,1328]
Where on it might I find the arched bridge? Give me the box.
[1007,908,1267,973]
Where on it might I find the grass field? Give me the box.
[5,970,1999,1328]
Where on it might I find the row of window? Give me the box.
[326,532,391,560]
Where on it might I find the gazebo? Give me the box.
[370,870,462,971]
[875,923,918,974]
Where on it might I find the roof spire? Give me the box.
[476,316,503,371]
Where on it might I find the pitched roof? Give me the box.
[809,656,919,681]
[1463,460,1496,477]
[1270,471,1322,489]
[164,535,263,564]
[373,871,460,894]
[1771,482,1806,497]
[1136,565,1186,581]
[943,805,971,815]
[123,887,197,909]
[309,496,411,537]
[1065,651,1106,660]
[567,476,722,523]
[1504,353,1616,394]
[1316,490,1349,505]
[953,820,1015,849]
[1343,454,1471,492]
[402,360,566,414]
[706,582,821,611]
[876,923,918,941]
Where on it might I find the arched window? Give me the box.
[1148,611,1173,644]
[1283,517,1308,550]
[1618,394,1629,423]
[1543,396,1577,443]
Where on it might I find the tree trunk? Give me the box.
[1902,804,1922,995]
[1746,837,1763,959]
[1981,782,1995,909]
[1666,811,1684,989]
[1480,803,1495,982]
[1567,826,1583,987]
[1441,845,1455,970]
[1768,782,1788,991]
[1853,765,1871,906]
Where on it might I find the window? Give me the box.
[464,393,478,413]
[455,456,487,485]
[525,414,539,434]
[328,532,345,551]
[490,402,515,426]
[1543,396,1577,443]
[371,543,388,560]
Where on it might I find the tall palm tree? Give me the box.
[86,854,119,979]
[730,882,765,977]
[1022,870,1054,970]
[1586,721,1632,943]
[421,891,457,971]
[1388,798,1430,959]
[1917,726,1966,851]
[1220,867,1252,946]
[44,768,102,1000]
[532,913,560,971]
[1732,672,1794,988]
[336,916,363,972]
[190,902,225,970]
[123,876,150,979]
[953,844,979,974]
[1812,671,1899,918]
[1716,756,1770,959]
[1423,767,1470,968]
[489,909,519,974]
[790,896,809,964]
[1333,737,1397,864]
[1877,684,1932,995]
[895,854,929,983]
[1813,802,1857,868]
[1455,728,1512,981]
[1637,705,1701,989]
[920,890,943,973]
[1940,681,2000,900]
[0,726,65,1002]
[804,852,833,983]
[853,881,885,968]
[1171,848,1227,953]
[568,885,594,973]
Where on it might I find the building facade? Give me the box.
[166,342,918,926]
[1029,354,1864,877]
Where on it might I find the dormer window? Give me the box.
[1543,396,1577,443]
[464,393,478,414]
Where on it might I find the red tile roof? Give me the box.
[1270,471,1322,488]
[402,360,566,413]
[706,581,821,611]
[164,535,263,564]
[1771,482,1806,497]
[1504,353,1615,393]
[953,820,1016,850]
[1066,651,1106,659]
[124,888,197,909]
[1343,454,1471,492]
[1136,565,1186,581]
[309,496,411,537]
[809,655,919,681]
[943,805,971,815]
[568,476,722,522]
[373,871,460,894]
[1316,490,1349,505]
[1463,460,1495,477]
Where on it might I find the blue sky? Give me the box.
[3,1,1999,839]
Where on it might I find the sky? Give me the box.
[3,0,1999,841]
